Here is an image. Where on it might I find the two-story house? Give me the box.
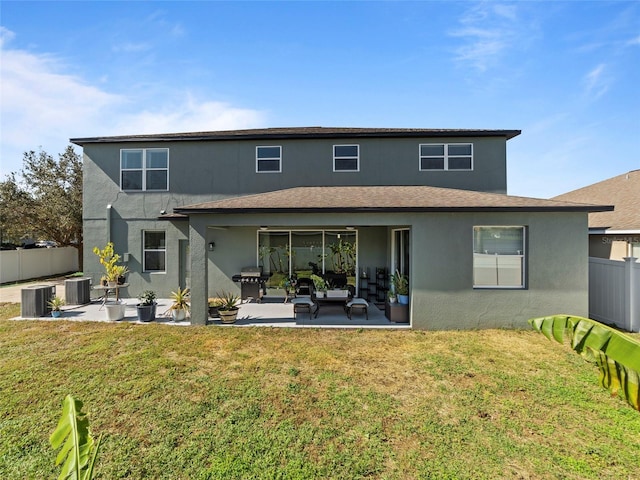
[70,127,610,328]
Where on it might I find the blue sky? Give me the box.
[1,1,638,198]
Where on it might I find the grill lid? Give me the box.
[240,266,262,277]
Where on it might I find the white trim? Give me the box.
[590,229,640,235]
[419,143,473,171]
[255,145,282,173]
[333,144,360,172]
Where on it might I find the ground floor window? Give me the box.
[473,226,525,288]
[143,231,166,272]
[258,230,357,289]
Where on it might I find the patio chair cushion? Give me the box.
[291,297,319,319]
[346,298,368,320]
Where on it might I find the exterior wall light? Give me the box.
[208,242,216,251]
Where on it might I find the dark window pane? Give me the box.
[334,145,358,157]
[144,231,165,249]
[122,171,142,190]
[420,144,444,156]
[144,251,165,271]
[146,150,168,168]
[257,147,281,159]
[146,170,168,190]
[448,144,472,156]
[421,158,444,170]
[258,159,281,172]
[449,157,472,170]
[335,158,358,171]
[121,150,142,169]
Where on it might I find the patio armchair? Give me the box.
[291,284,320,319]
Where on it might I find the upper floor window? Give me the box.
[420,143,473,171]
[334,145,359,172]
[121,149,169,191]
[256,146,282,173]
[473,226,525,288]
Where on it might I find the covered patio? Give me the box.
[13,296,408,329]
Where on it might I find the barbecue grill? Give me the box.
[231,266,269,302]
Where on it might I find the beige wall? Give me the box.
[589,234,639,261]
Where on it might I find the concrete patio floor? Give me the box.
[11,296,410,329]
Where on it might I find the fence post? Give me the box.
[624,257,638,332]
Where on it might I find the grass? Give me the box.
[1,302,639,479]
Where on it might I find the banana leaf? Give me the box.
[50,395,102,480]
[529,314,640,412]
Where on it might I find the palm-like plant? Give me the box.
[529,314,640,412]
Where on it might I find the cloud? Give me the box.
[449,2,523,72]
[0,28,264,176]
[626,34,640,46]
[0,30,123,172]
[583,63,610,99]
[114,94,264,135]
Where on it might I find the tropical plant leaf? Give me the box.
[589,347,640,411]
[529,315,640,412]
[50,395,102,480]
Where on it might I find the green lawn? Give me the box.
[1,302,639,479]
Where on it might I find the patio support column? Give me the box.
[189,216,208,325]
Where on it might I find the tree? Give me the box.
[0,146,83,268]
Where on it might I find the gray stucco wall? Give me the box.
[409,212,589,329]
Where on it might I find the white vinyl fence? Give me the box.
[0,247,79,284]
[589,257,639,332]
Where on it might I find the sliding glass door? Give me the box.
[258,229,357,292]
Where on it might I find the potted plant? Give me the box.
[48,296,65,318]
[391,270,409,304]
[216,291,240,323]
[136,290,157,322]
[93,242,120,287]
[113,265,129,285]
[310,274,327,298]
[387,290,397,304]
[208,297,223,318]
[169,287,190,321]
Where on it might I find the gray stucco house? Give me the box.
[70,127,610,329]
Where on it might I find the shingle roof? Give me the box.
[553,170,640,231]
[70,126,521,144]
[174,185,611,214]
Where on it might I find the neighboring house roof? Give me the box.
[173,185,612,214]
[553,170,640,232]
[70,126,521,144]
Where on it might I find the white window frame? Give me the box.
[333,144,360,172]
[120,148,169,191]
[473,225,526,289]
[143,230,167,273]
[256,146,282,173]
[419,143,473,171]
